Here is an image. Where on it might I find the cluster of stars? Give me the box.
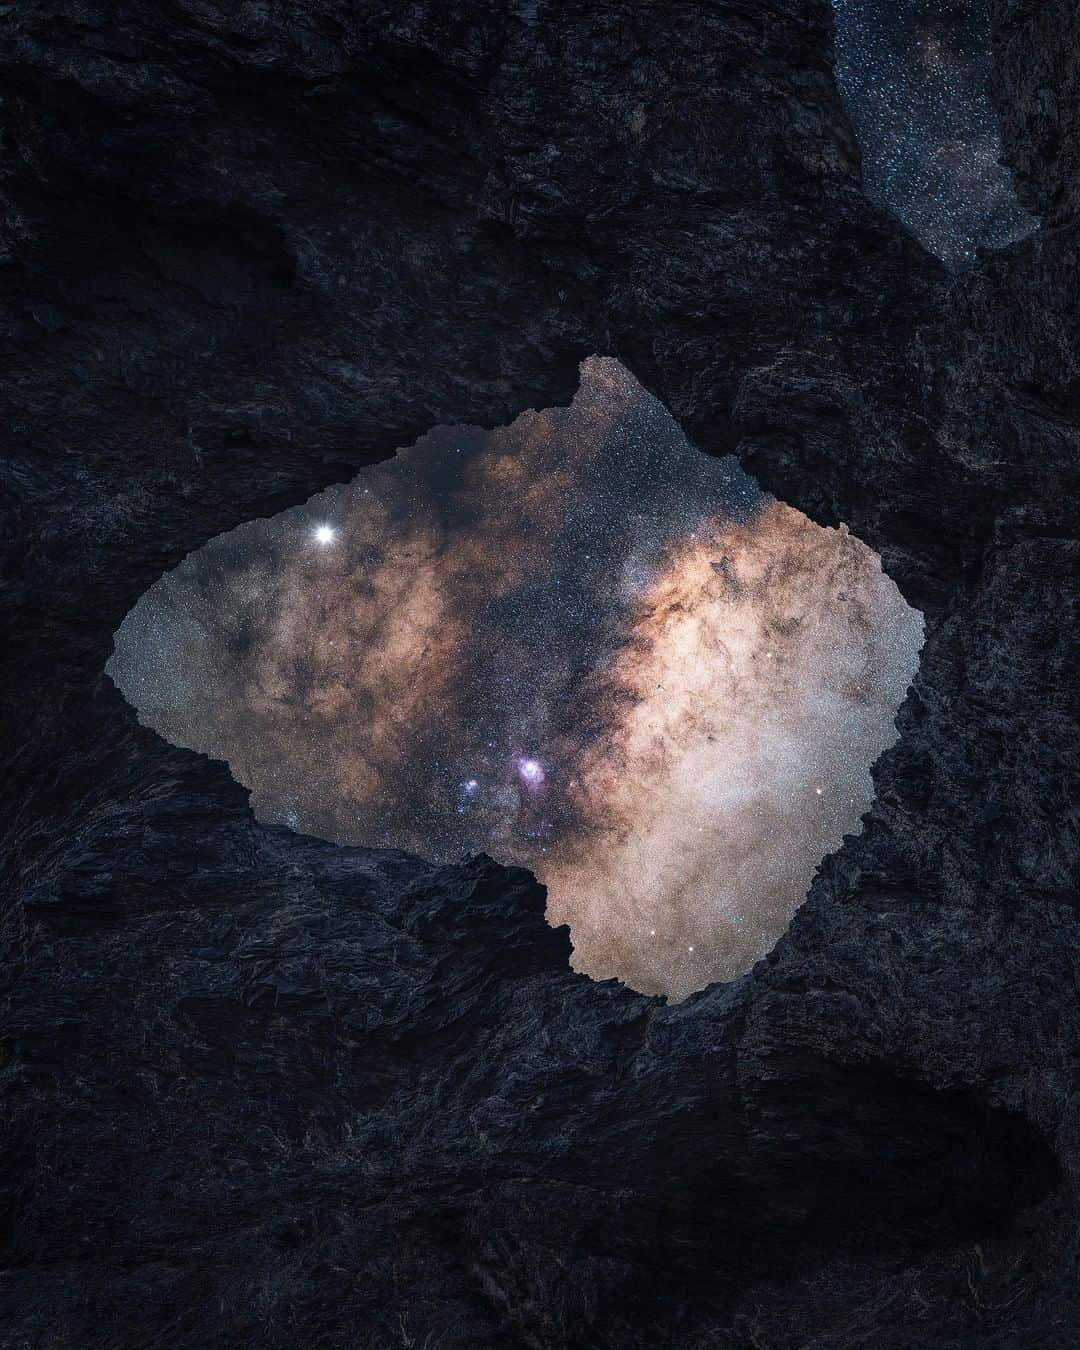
[833,0,1034,265]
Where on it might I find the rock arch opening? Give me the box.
[108,358,922,999]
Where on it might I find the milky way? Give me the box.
[833,0,1034,265]
[109,359,922,999]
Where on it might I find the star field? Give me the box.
[109,360,922,999]
[833,0,1035,264]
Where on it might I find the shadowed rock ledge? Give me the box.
[1,2,1078,1345]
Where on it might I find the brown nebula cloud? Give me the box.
[109,358,922,1000]
[542,500,918,998]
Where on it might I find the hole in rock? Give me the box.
[109,359,923,1000]
[833,0,1035,265]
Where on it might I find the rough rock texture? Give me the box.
[1,2,1078,1346]
[992,0,1080,225]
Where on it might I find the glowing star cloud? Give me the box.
[108,358,922,1002]
[518,758,545,787]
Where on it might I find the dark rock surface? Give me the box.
[1,2,1078,1345]
[992,0,1080,225]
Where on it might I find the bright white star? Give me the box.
[313,524,336,546]
[518,757,544,786]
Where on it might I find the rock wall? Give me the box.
[1,2,1078,1345]
[992,0,1080,224]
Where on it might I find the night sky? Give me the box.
[833,0,1034,264]
[110,361,922,999]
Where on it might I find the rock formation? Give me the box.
[1,1,1077,1344]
